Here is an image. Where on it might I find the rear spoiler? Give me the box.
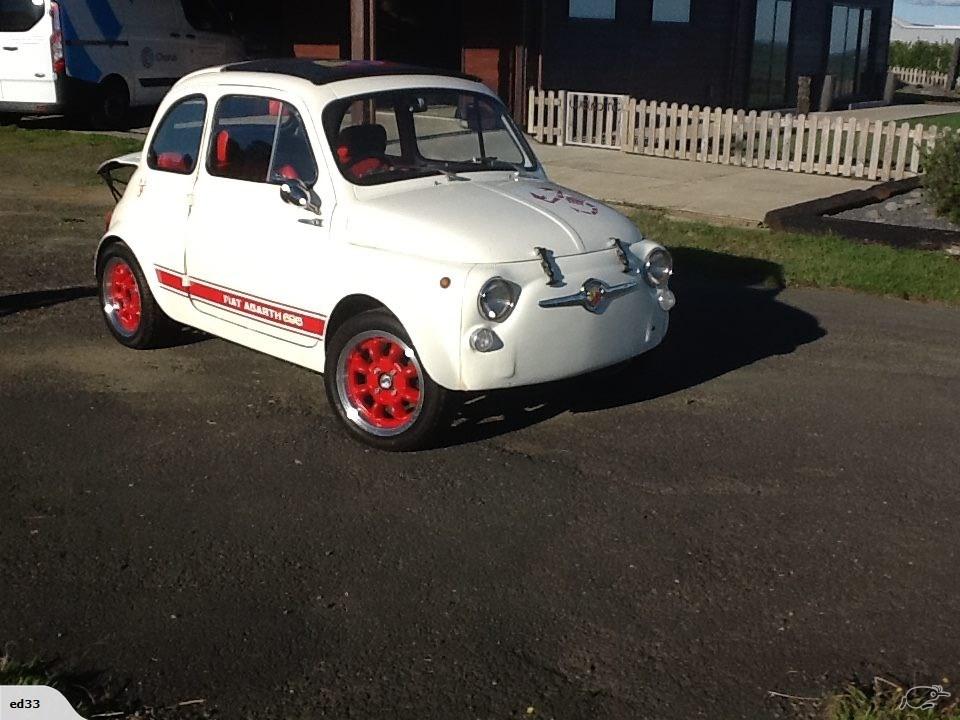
[97,152,142,203]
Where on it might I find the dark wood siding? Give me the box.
[541,0,744,106]
[541,0,894,108]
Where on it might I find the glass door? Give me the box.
[748,0,793,108]
[828,4,873,99]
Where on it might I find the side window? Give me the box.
[270,105,319,186]
[147,96,207,175]
[208,95,318,185]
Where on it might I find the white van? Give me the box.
[0,0,244,125]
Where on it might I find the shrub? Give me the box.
[923,130,960,225]
[889,40,954,72]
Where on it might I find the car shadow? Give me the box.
[443,249,826,445]
[0,286,209,347]
[0,286,96,318]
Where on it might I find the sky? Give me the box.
[893,0,960,25]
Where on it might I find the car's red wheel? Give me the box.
[102,257,142,337]
[337,331,424,436]
[324,310,448,451]
[97,242,175,349]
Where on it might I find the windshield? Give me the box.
[323,89,539,186]
[0,0,45,32]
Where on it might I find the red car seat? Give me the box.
[155,152,190,172]
[336,124,389,179]
[215,130,233,172]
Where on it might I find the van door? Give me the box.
[126,0,185,105]
[177,0,241,70]
[0,0,56,106]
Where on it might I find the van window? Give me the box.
[147,96,207,175]
[181,0,232,34]
[0,0,45,32]
[208,95,317,185]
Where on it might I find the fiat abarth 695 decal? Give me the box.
[95,59,675,451]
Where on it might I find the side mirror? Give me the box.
[280,178,321,216]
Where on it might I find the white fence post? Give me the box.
[557,90,567,147]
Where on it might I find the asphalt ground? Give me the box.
[2,160,960,719]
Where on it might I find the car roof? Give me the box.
[220,59,480,86]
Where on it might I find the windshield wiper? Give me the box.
[418,161,470,182]
[473,157,540,179]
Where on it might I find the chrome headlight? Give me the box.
[643,248,673,288]
[478,277,520,322]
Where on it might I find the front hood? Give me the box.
[344,176,641,264]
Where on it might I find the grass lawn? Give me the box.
[631,208,960,305]
[0,124,141,187]
[901,112,960,130]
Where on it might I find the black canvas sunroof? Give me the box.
[221,59,477,86]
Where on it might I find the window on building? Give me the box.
[652,0,691,23]
[569,0,616,20]
[748,0,792,108]
[828,3,873,97]
[147,96,207,175]
[208,95,317,185]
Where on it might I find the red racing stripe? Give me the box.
[155,268,186,294]
[154,267,326,338]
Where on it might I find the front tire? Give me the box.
[324,310,448,451]
[97,242,174,349]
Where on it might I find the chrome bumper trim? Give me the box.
[539,278,640,314]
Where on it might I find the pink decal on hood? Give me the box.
[530,187,599,216]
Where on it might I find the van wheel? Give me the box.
[90,78,130,129]
[97,242,174,349]
[324,310,448,452]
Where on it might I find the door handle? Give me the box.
[170,32,181,38]
[185,33,196,40]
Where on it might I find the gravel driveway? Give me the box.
[3,238,960,718]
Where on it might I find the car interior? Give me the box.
[334,124,392,180]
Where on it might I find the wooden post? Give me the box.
[350,0,376,61]
[883,71,898,105]
[797,76,812,115]
[819,75,834,112]
[947,38,960,92]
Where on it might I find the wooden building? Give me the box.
[226,0,895,116]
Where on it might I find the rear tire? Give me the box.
[97,242,174,349]
[324,310,448,451]
[89,77,130,129]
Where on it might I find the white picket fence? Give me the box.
[890,65,959,90]
[527,88,948,182]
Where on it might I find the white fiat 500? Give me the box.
[96,59,675,450]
